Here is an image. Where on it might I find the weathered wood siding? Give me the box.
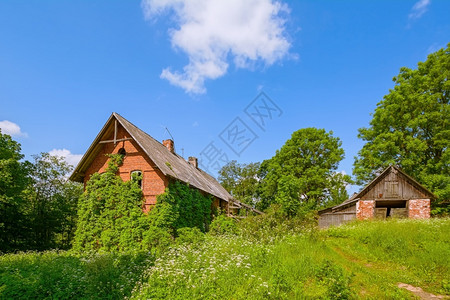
[360,169,427,200]
[318,211,356,228]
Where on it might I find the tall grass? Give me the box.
[325,218,450,294]
[0,218,448,299]
[0,251,152,299]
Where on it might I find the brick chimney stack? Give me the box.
[163,139,175,153]
[188,156,198,168]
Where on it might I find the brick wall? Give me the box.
[83,124,168,213]
[408,199,430,219]
[356,200,375,220]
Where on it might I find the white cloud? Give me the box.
[142,0,292,94]
[49,148,83,167]
[0,120,27,137]
[408,0,431,20]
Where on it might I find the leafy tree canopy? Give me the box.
[259,128,350,214]
[218,160,260,206]
[354,44,449,211]
[0,130,30,251]
[24,153,82,250]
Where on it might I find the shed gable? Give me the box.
[359,167,429,200]
[356,166,434,200]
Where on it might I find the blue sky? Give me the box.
[1,0,449,192]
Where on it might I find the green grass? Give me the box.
[1,218,449,299]
[0,251,153,299]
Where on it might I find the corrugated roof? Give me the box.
[70,113,233,202]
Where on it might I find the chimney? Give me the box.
[188,156,198,168]
[163,139,174,153]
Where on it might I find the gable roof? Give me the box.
[70,113,233,202]
[319,165,436,214]
[354,165,435,200]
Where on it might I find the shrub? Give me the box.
[208,214,238,235]
[142,227,172,253]
[176,227,205,245]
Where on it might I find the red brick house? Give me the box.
[70,113,255,215]
[318,165,435,228]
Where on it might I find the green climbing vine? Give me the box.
[73,154,213,252]
[155,181,213,234]
[73,154,148,252]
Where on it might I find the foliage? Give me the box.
[208,214,238,236]
[155,180,213,234]
[0,130,31,252]
[1,218,449,299]
[73,154,149,252]
[0,250,152,299]
[324,218,450,295]
[354,44,450,213]
[23,153,82,250]
[176,227,205,244]
[218,160,261,206]
[238,204,316,243]
[73,155,213,253]
[258,128,351,213]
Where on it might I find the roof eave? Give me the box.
[69,113,117,182]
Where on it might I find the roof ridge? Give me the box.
[113,113,168,150]
[112,113,233,202]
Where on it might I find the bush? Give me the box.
[176,227,205,245]
[238,205,316,242]
[142,227,172,253]
[208,214,238,236]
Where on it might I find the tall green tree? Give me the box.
[218,160,260,206]
[259,128,350,214]
[354,44,449,212]
[24,153,82,250]
[0,130,30,251]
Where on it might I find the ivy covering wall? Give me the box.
[73,155,213,252]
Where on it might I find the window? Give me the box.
[118,148,126,157]
[131,170,143,189]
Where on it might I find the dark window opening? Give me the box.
[131,170,142,189]
[118,148,126,157]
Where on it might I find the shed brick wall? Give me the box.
[356,200,375,220]
[408,199,430,219]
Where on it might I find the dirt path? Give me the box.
[397,283,448,300]
[330,243,449,299]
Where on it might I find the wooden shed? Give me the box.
[318,165,435,228]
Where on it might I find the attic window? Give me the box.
[118,148,126,157]
[131,170,143,189]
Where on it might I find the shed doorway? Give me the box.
[375,200,408,219]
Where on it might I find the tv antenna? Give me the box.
[164,127,176,152]
[164,127,174,141]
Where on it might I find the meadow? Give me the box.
[0,217,449,299]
